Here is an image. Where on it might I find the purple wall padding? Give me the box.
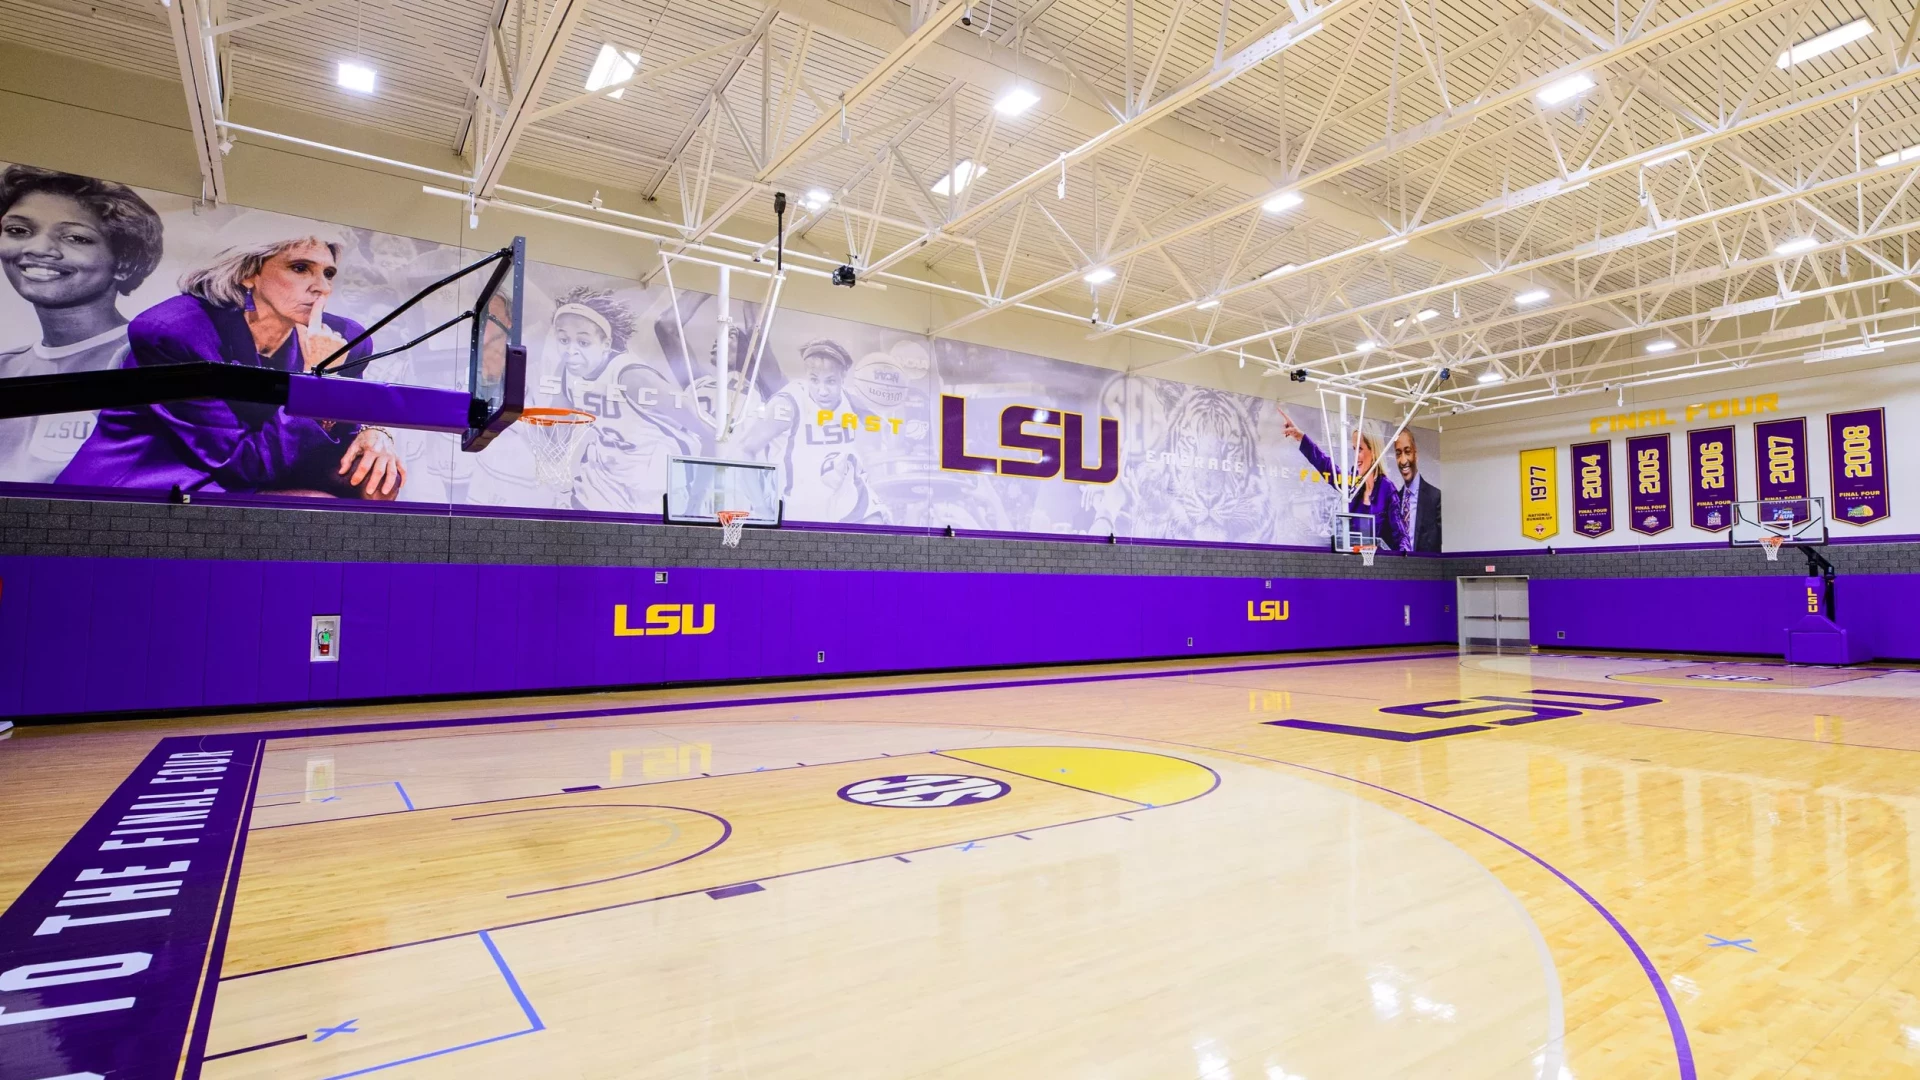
[0,556,1452,718]
[1529,575,1920,659]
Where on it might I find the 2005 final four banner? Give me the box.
[1519,400,1894,541]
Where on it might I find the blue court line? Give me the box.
[392,782,415,811]
[316,932,542,1080]
[1706,935,1756,952]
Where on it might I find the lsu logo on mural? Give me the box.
[1247,599,1291,621]
[939,394,1119,483]
[614,604,716,637]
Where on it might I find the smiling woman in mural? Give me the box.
[0,166,163,481]
[1279,406,1402,549]
[57,234,406,498]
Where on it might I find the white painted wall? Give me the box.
[1441,361,1920,551]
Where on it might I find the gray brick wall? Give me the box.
[0,495,1428,579]
[6,494,1916,580]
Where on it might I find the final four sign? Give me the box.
[1519,447,1559,540]
[1571,440,1612,537]
[1828,408,1890,526]
[1688,427,1737,532]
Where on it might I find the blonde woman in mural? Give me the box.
[1278,406,1402,550]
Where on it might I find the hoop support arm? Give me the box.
[0,364,483,434]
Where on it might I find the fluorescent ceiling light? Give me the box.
[1877,144,1920,167]
[803,189,831,212]
[1262,191,1303,213]
[995,87,1040,117]
[1083,266,1116,285]
[1774,236,1819,256]
[1645,339,1677,353]
[1777,18,1874,68]
[1355,340,1376,353]
[1196,298,1221,310]
[1477,370,1504,384]
[1514,288,1551,305]
[1260,263,1297,280]
[1382,238,1409,250]
[586,43,640,98]
[1537,73,1595,106]
[932,159,985,196]
[1644,149,1690,166]
[1392,308,1440,327]
[336,61,377,94]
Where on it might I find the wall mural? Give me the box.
[0,162,1444,549]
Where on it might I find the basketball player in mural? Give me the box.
[1278,406,1402,549]
[59,233,406,498]
[544,286,698,512]
[741,337,888,524]
[0,166,164,482]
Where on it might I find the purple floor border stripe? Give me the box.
[261,650,1458,743]
[180,737,266,1080]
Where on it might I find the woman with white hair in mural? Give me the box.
[59,231,406,498]
[1277,405,1402,550]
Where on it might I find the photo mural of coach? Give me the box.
[58,231,406,498]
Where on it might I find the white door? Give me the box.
[1457,576,1531,654]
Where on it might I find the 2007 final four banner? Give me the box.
[1521,410,1893,541]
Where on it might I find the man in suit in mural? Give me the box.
[1391,429,1442,553]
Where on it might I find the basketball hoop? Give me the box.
[1760,534,1785,561]
[518,407,595,496]
[716,509,750,548]
[1355,543,1377,567]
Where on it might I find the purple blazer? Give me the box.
[1298,434,1404,550]
[58,294,374,495]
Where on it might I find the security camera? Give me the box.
[1438,367,1451,381]
[1288,369,1308,383]
[831,264,857,287]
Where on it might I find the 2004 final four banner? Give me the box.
[1520,409,1892,541]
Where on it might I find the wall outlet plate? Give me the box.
[654,571,668,584]
[816,651,826,663]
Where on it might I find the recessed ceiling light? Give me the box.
[995,87,1039,116]
[1774,236,1819,256]
[1777,18,1874,69]
[1515,288,1551,305]
[932,160,985,196]
[1355,340,1376,353]
[1537,73,1595,106]
[1262,191,1303,213]
[1645,339,1677,353]
[1877,144,1920,167]
[1196,298,1221,310]
[1382,238,1409,250]
[1477,370,1504,384]
[803,189,831,212]
[1084,266,1116,285]
[586,43,640,98]
[336,61,377,94]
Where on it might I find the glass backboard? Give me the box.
[1730,497,1828,547]
[462,237,526,451]
[664,456,783,526]
[1333,511,1378,553]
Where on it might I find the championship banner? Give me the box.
[1828,408,1890,526]
[1753,417,1809,523]
[1571,440,1612,537]
[1687,426,1737,532]
[1626,433,1672,535]
[1519,446,1559,540]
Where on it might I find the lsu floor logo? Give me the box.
[838,774,1011,808]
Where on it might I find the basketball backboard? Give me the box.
[1730,497,1828,547]
[1333,512,1378,553]
[664,456,782,526]
[463,236,527,451]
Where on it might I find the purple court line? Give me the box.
[182,734,268,1076]
[707,883,764,900]
[253,650,1459,746]
[442,804,732,898]
[221,797,1192,982]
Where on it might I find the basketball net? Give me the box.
[1760,534,1785,561]
[519,407,595,497]
[717,510,749,548]
[1355,543,1377,567]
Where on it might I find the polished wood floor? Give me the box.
[5,648,1920,1078]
